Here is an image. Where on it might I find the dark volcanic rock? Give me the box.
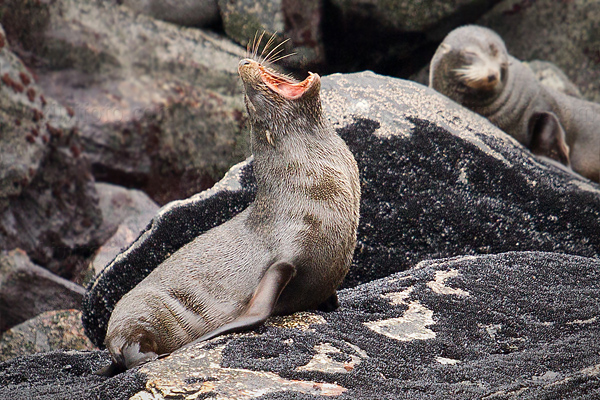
[9,252,600,399]
[0,250,85,332]
[0,350,146,400]
[120,0,220,28]
[83,72,600,349]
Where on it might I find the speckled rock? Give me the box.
[0,350,145,400]
[82,72,600,349]
[0,26,106,280]
[6,252,600,399]
[218,0,324,70]
[0,309,94,362]
[120,0,220,27]
[324,0,504,76]
[0,0,250,205]
[90,183,159,277]
[478,0,600,102]
[0,250,85,332]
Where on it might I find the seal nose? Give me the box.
[239,59,252,68]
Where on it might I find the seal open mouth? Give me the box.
[259,65,315,100]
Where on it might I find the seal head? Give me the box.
[430,25,509,108]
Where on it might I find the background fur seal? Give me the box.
[98,50,360,375]
[429,25,600,182]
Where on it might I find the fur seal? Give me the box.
[429,25,600,182]
[97,50,361,375]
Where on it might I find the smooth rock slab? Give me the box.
[0,250,85,332]
[6,252,600,399]
[83,72,600,348]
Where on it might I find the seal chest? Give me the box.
[430,25,600,182]
[98,53,360,375]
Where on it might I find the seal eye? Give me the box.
[239,59,252,67]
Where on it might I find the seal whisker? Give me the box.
[263,37,290,65]
[261,31,278,60]
[268,51,296,65]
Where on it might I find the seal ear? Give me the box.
[529,111,571,167]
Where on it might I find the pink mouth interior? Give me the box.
[259,66,313,100]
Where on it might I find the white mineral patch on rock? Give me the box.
[365,301,435,341]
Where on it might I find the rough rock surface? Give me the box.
[5,252,600,399]
[91,183,159,277]
[0,350,146,400]
[0,250,85,332]
[0,309,94,362]
[0,24,105,280]
[0,0,250,205]
[218,0,324,70]
[83,72,600,349]
[478,0,600,102]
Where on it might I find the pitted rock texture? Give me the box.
[0,350,146,400]
[7,252,600,399]
[83,72,600,349]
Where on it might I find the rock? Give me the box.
[0,28,106,281]
[0,250,85,332]
[323,0,504,76]
[120,0,220,27]
[218,0,325,70]
[91,183,159,277]
[82,72,600,349]
[478,0,600,102]
[525,60,583,99]
[6,252,600,398]
[0,350,146,400]
[0,309,95,362]
[0,0,250,205]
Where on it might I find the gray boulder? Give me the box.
[90,183,159,277]
[0,250,85,332]
[0,25,106,281]
[0,309,95,362]
[83,72,600,349]
[0,0,250,205]
[4,251,600,399]
[478,0,600,102]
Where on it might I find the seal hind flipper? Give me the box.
[183,261,296,347]
[529,111,571,167]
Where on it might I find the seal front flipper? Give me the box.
[529,111,571,167]
[317,291,340,312]
[183,261,296,348]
